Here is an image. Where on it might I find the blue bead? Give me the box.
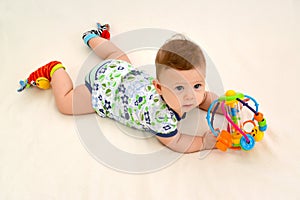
[231,108,237,116]
[259,125,267,132]
[240,134,255,151]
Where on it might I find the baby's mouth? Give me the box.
[183,104,194,108]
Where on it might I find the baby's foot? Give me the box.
[82,22,111,46]
[97,22,110,32]
[96,22,110,40]
[17,61,65,92]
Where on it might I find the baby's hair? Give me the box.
[155,34,206,80]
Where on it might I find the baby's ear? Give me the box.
[152,79,162,95]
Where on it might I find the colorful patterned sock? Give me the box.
[96,23,110,40]
[17,61,65,92]
[82,22,111,47]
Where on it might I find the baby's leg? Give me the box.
[88,37,131,63]
[51,68,94,115]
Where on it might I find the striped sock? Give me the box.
[18,61,65,92]
[82,23,111,46]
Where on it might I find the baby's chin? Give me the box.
[170,104,197,116]
[182,104,197,112]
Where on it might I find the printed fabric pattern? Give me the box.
[91,59,179,137]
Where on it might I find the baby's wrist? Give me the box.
[201,132,217,150]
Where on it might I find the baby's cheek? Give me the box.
[166,92,181,109]
[171,94,181,107]
[196,92,205,104]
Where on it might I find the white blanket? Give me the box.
[1,0,300,199]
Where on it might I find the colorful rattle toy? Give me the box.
[206,90,267,151]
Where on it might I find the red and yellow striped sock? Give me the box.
[27,61,65,89]
[18,61,65,92]
[31,61,64,81]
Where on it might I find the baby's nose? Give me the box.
[184,94,194,101]
[183,90,195,100]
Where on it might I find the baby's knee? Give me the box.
[107,50,131,64]
[56,101,73,115]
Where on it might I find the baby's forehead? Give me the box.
[160,67,205,83]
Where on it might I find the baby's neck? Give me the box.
[172,108,185,119]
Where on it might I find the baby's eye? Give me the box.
[175,86,184,91]
[194,84,201,89]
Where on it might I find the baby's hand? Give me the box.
[201,130,217,150]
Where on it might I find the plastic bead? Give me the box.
[259,125,267,132]
[230,146,241,150]
[232,143,240,147]
[216,141,228,152]
[225,90,236,96]
[251,127,264,142]
[217,130,232,147]
[231,108,237,116]
[254,112,264,122]
[240,134,255,151]
[258,118,267,127]
[232,132,242,145]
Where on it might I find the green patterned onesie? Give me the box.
[85,59,184,137]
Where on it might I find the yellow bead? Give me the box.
[225,90,236,97]
[251,126,264,142]
[232,132,242,145]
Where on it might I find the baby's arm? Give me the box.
[198,91,224,114]
[156,131,216,153]
[198,91,219,111]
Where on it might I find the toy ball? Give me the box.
[206,90,267,152]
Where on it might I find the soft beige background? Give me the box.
[1,0,300,199]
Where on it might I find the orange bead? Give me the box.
[254,112,264,122]
[216,141,228,152]
[217,130,232,147]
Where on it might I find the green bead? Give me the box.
[258,118,267,126]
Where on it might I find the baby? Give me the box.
[18,22,218,153]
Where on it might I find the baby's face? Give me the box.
[154,67,206,117]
